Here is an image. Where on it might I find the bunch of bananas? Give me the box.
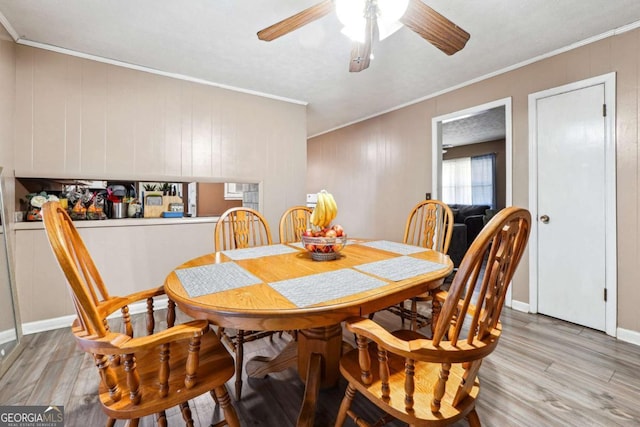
[310,190,338,228]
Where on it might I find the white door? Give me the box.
[533,82,610,331]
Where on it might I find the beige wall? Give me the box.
[13,45,307,235]
[308,27,640,333]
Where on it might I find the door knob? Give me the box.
[539,214,550,224]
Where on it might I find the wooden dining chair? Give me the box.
[335,206,531,427]
[214,207,277,401]
[385,199,455,330]
[41,201,240,427]
[279,205,312,243]
[214,206,273,250]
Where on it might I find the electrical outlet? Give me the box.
[425,192,431,200]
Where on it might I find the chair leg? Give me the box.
[467,408,482,427]
[213,385,241,427]
[180,401,194,427]
[210,389,220,405]
[124,419,139,427]
[156,411,167,427]
[334,383,357,426]
[106,418,116,427]
[234,329,245,401]
[410,298,418,331]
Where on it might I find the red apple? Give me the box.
[332,224,344,237]
[302,229,313,237]
[325,229,337,238]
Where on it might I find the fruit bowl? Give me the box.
[301,234,348,261]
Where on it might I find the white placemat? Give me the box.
[269,269,387,307]
[175,262,261,298]
[354,256,446,282]
[359,240,427,256]
[222,244,299,261]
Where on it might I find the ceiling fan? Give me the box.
[257,0,470,72]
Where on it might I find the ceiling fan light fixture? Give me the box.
[335,0,365,28]
[336,0,408,42]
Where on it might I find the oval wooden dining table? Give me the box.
[163,239,453,426]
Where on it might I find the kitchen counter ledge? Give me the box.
[14,216,219,230]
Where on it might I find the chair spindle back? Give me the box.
[215,207,272,251]
[404,200,454,253]
[279,206,312,243]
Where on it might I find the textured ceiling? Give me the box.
[443,106,506,147]
[0,1,639,137]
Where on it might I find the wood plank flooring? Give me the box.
[1,308,640,426]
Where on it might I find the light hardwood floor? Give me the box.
[1,308,640,427]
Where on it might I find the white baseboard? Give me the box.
[21,296,169,335]
[0,328,17,345]
[617,327,640,346]
[510,299,530,313]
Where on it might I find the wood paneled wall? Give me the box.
[12,44,307,234]
[4,44,307,325]
[308,27,640,334]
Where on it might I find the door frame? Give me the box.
[431,97,513,304]
[528,72,617,336]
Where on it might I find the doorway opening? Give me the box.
[431,97,513,305]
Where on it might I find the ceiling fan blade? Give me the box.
[400,0,470,55]
[257,0,333,41]
[349,14,377,73]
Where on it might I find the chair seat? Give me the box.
[99,328,235,419]
[339,329,479,426]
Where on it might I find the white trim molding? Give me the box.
[617,328,640,347]
[510,300,530,314]
[432,97,514,305]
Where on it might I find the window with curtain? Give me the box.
[442,153,496,208]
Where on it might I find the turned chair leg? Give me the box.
[467,408,482,427]
[213,385,241,427]
[180,402,194,427]
[334,383,357,427]
[410,298,418,331]
[156,411,167,427]
[399,300,407,326]
[210,389,220,405]
[235,329,245,401]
